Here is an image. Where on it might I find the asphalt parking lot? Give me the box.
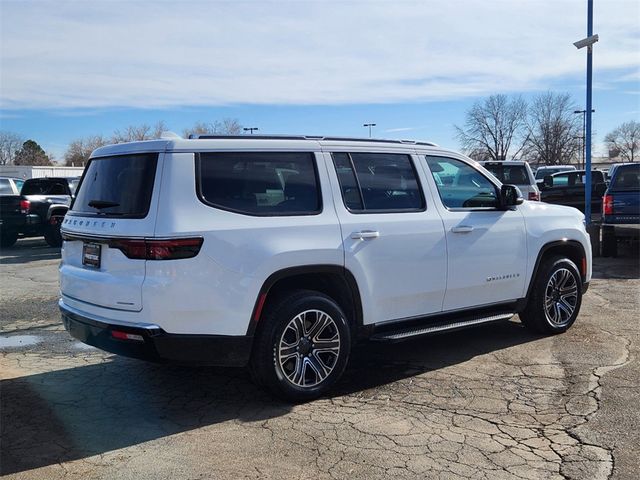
[1,238,638,480]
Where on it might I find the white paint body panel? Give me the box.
[58,138,592,338]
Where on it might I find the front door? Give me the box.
[422,155,528,311]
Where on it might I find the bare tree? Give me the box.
[13,140,52,166]
[183,118,243,137]
[64,135,108,166]
[111,120,167,143]
[0,131,25,165]
[524,92,581,165]
[455,94,528,161]
[604,120,639,162]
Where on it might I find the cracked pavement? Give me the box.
[1,238,638,479]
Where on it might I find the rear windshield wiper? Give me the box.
[88,200,120,209]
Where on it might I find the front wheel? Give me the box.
[250,290,351,402]
[520,256,582,334]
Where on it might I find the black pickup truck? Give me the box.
[539,169,608,214]
[0,177,78,248]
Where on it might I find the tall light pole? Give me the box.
[243,127,259,135]
[573,0,598,226]
[363,123,376,138]
[574,109,595,169]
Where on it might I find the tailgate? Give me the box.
[59,152,161,311]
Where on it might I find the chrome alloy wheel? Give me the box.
[277,309,341,388]
[544,268,578,326]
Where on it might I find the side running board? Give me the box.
[371,312,515,342]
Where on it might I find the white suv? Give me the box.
[59,136,592,401]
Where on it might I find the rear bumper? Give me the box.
[59,300,253,367]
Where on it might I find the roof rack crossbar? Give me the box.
[188,134,436,146]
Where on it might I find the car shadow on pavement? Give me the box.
[0,319,543,475]
[335,319,538,396]
[591,243,639,280]
[0,359,289,475]
[0,238,60,265]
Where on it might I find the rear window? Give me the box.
[197,152,321,216]
[71,153,158,217]
[611,165,640,191]
[483,164,530,185]
[21,179,70,195]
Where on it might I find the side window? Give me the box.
[0,179,11,195]
[426,156,499,209]
[197,152,321,216]
[552,174,569,187]
[331,152,425,212]
[14,179,24,192]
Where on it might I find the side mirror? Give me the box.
[500,184,524,208]
[543,175,554,188]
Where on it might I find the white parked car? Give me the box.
[479,161,540,201]
[59,135,592,401]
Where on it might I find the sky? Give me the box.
[0,0,638,162]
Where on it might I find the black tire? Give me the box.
[250,290,351,402]
[520,256,582,334]
[601,226,617,258]
[0,229,18,248]
[44,223,62,247]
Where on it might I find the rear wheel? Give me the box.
[44,223,62,247]
[520,256,582,334]
[250,290,351,402]
[601,226,617,257]
[0,229,18,248]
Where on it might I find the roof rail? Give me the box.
[188,134,437,146]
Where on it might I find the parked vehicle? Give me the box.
[0,194,29,247]
[20,177,75,247]
[479,161,540,201]
[59,136,592,401]
[601,163,639,257]
[539,169,608,214]
[534,165,577,185]
[0,177,25,195]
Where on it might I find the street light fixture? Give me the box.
[243,127,259,135]
[574,109,595,169]
[573,0,598,227]
[363,123,376,138]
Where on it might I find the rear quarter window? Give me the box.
[196,152,321,216]
[71,153,158,218]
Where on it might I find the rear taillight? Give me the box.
[109,237,203,260]
[603,194,614,215]
[19,199,30,214]
[528,191,540,201]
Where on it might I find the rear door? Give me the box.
[324,150,447,325]
[59,152,162,311]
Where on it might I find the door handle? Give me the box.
[351,230,380,240]
[451,225,474,234]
